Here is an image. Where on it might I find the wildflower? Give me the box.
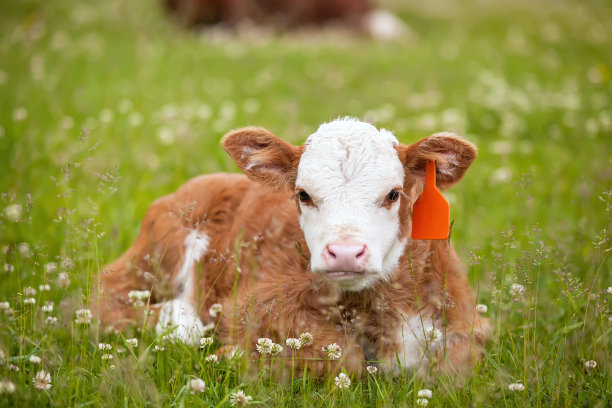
[44,262,58,274]
[476,304,488,314]
[0,379,16,394]
[18,243,31,258]
[418,389,433,399]
[285,338,301,350]
[109,364,115,370]
[116,347,126,354]
[98,343,112,351]
[334,372,351,389]
[133,300,144,308]
[101,354,113,361]
[128,290,150,303]
[3,264,14,273]
[39,284,51,292]
[256,338,273,354]
[322,343,342,360]
[425,327,442,343]
[57,272,70,288]
[270,343,283,356]
[45,316,58,325]
[205,354,219,363]
[606,286,612,295]
[189,378,206,394]
[202,322,215,334]
[24,298,36,305]
[4,204,22,222]
[75,309,92,324]
[9,365,19,372]
[209,303,223,317]
[200,337,214,348]
[126,338,138,347]
[416,398,429,406]
[299,332,313,346]
[510,284,525,296]
[366,365,378,374]
[230,390,253,407]
[585,360,597,369]
[4,308,14,316]
[42,303,54,313]
[24,286,37,297]
[154,345,165,352]
[508,383,525,391]
[0,302,9,310]
[29,355,42,364]
[33,370,52,390]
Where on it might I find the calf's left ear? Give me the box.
[397,132,478,190]
[221,127,303,190]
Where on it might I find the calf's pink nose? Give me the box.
[323,241,369,272]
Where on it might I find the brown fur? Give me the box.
[93,126,489,377]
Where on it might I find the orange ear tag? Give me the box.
[411,160,450,240]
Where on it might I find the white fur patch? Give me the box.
[296,118,406,290]
[155,299,206,346]
[155,230,209,345]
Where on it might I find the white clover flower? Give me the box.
[606,286,612,295]
[202,322,215,335]
[101,354,113,361]
[128,290,151,302]
[230,390,253,406]
[29,355,42,364]
[24,286,37,297]
[418,389,433,399]
[285,338,301,350]
[508,383,525,391]
[425,327,442,343]
[209,303,223,317]
[4,204,22,222]
[476,304,488,314]
[57,272,71,288]
[366,365,378,374]
[38,284,51,292]
[75,309,92,324]
[45,316,58,325]
[585,360,597,369]
[116,347,126,354]
[200,337,214,348]
[322,343,342,360]
[33,370,52,391]
[334,372,351,389]
[256,338,273,355]
[299,332,313,346]
[511,283,525,296]
[189,378,206,394]
[9,364,19,372]
[126,338,138,347]
[0,379,16,394]
[109,364,115,370]
[24,298,36,305]
[154,345,165,352]
[416,398,429,406]
[44,262,58,274]
[0,302,9,310]
[42,304,54,313]
[18,243,31,258]
[98,343,112,351]
[270,343,283,356]
[205,354,219,364]
[3,264,14,273]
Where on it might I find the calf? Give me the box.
[94,118,488,376]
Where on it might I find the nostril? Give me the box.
[325,246,337,259]
[356,246,366,259]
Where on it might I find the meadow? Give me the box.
[0,0,610,406]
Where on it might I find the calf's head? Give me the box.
[222,118,476,291]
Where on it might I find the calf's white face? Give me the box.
[295,120,405,290]
[222,117,477,292]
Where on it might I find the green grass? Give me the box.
[0,0,611,406]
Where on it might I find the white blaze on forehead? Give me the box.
[297,119,404,199]
[295,118,406,289]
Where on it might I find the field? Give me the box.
[0,0,611,406]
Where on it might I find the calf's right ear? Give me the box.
[221,127,303,191]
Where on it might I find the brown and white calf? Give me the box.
[94,118,488,376]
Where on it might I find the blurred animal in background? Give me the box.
[162,0,408,40]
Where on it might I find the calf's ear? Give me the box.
[397,132,477,190]
[221,127,303,190]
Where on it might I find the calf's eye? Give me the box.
[298,191,311,202]
[386,189,400,203]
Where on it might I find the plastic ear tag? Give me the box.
[411,160,450,240]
